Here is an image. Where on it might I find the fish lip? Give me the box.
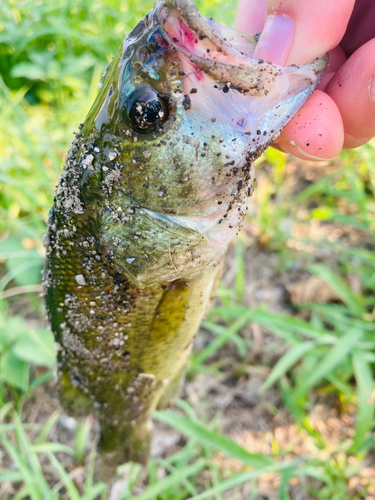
[156,0,328,87]
[156,0,256,64]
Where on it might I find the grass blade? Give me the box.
[194,310,254,366]
[155,410,273,468]
[187,459,302,500]
[261,341,316,391]
[310,264,365,317]
[295,329,363,397]
[0,470,23,481]
[251,309,335,343]
[29,443,75,455]
[47,451,80,500]
[36,411,60,444]
[0,433,40,500]
[14,413,52,499]
[129,459,207,500]
[350,349,375,453]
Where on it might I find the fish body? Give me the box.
[44,0,327,473]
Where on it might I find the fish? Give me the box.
[43,0,327,477]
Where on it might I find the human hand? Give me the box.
[236,0,375,160]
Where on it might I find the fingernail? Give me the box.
[368,77,375,103]
[253,14,295,66]
[291,143,333,162]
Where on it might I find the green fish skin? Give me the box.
[43,0,327,475]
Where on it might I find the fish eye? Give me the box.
[124,87,169,134]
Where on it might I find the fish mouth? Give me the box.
[156,0,328,144]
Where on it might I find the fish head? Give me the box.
[77,0,327,287]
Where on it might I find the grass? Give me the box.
[1,0,375,498]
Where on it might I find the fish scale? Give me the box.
[43,0,327,478]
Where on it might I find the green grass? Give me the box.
[1,0,375,498]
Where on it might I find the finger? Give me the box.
[253,0,355,66]
[273,90,344,161]
[235,0,266,35]
[325,39,375,149]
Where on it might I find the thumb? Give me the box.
[236,0,266,35]
[253,0,356,65]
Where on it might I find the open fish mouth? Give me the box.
[154,0,328,146]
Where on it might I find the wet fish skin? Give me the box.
[44,0,327,474]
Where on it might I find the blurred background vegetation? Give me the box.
[0,0,375,498]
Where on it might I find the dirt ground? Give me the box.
[1,159,375,499]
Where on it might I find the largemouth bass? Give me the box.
[44,0,327,475]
